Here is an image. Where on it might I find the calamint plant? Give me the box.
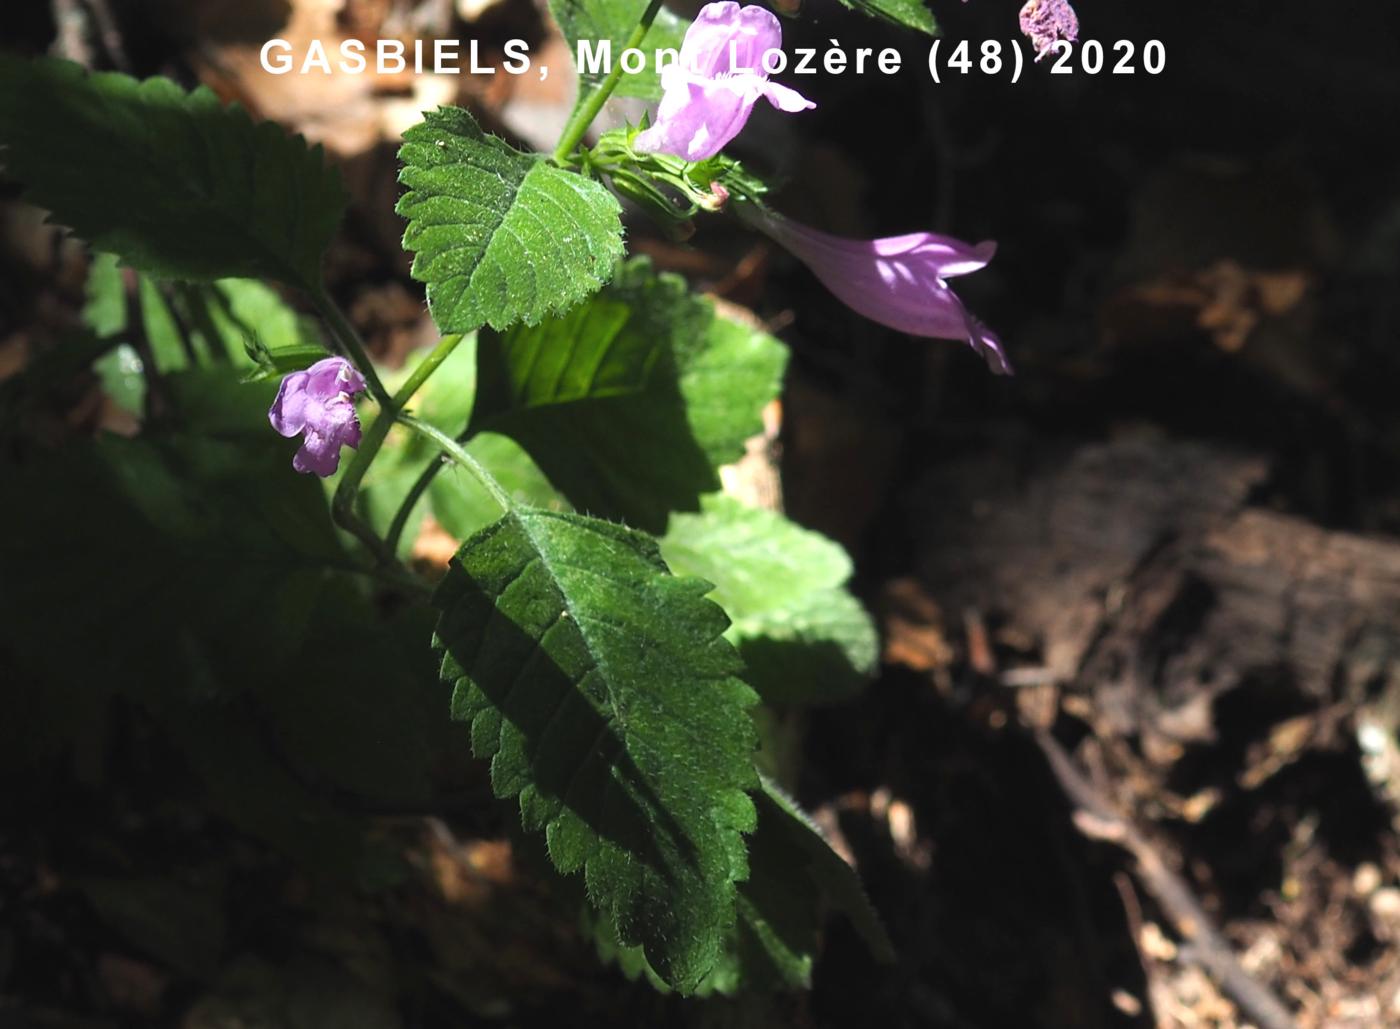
[0,0,1017,998]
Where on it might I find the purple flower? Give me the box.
[1019,0,1079,60]
[755,212,1012,375]
[268,356,367,476]
[634,1,814,162]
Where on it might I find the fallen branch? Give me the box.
[1034,729,1298,1029]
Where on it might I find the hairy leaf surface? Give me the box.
[661,494,878,705]
[0,57,345,288]
[593,773,894,993]
[469,260,787,531]
[757,775,894,963]
[432,507,760,990]
[397,107,625,334]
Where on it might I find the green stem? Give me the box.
[400,414,513,513]
[393,333,464,408]
[386,454,447,556]
[310,287,401,563]
[310,288,475,567]
[552,0,667,164]
[332,410,399,565]
[312,288,394,410]
[380,332,468,554]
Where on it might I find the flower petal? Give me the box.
[636,78,757,161]
[270,356,367,475]
[638,3,811,160]
[876,234,997,278]
[292,429,344,477]
[303,355,364,398]
[268,369,311,437]
[967,316,1014,375]
[754,212,1011,374]
[682,2,783,75]
[761,79,816,113]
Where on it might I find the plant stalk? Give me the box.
[400,414,513,513]
[393,333,465,408]
[312,288,395,410]
[331,410,400,566]
[380,332,469,553]
[386,454,447,556]
[552,0,667,164]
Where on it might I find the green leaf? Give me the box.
[468,259,787,532]
[194,278,317,367]
[429,433,567,541]
[345,338,567,553]
[139,275,190,372]
[836,0,937,34]
[94,344,146,414]
[0,372,458,869]
[0,57,346,289]
[432,507,760,991]
[83,252,127,336]
[590,773,893,994]
[397,107,625,334]
[757,775,894,963]
[79,257,311,411]
[548,0,690,100]
[661,494,877,705]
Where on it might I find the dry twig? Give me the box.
[1034,729,1298,1029]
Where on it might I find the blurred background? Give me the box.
[3,0,1400,1026]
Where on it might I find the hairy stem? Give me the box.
[552,0,667,164]
[401,414,513,513]
[386,453,447,556]
[381,332,468,553]
[312,288,395,410]
[332,411,399,566]
[393,333,465,408]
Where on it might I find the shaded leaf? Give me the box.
[661,494,877,705]
[469,259,787,532]
[590,772,893,994]
[432,507,759,991]
[0,57,346,289]
[837,0,936,33]
[757,775,894,963]
[347,339,567,553]
[0,372,453,868]
[429,433,567,541]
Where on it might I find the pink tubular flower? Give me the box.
[268,356,367,476]
[1019,0,1079,60]
[634,1,815,162]
[756,212,1012,375]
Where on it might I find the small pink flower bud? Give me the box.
[699,182,730,212]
